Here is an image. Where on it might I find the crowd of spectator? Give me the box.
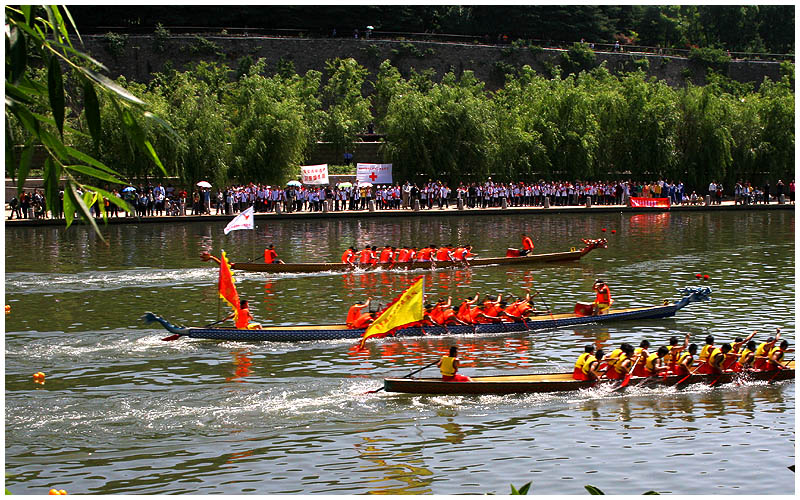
[7,178,795,220]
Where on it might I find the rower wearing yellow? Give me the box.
[753,329,781,370]
[644,346,670,377]
[573,345,596,380]
[676,344,698,377]
[707,343,732,375]
[734,341,757,372]
[696,335,716,374]
[767,340,791,370]
[438,346,472,382]
[582,349,605,381]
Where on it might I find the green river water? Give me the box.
[4,209,795,494]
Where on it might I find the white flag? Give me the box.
[356,163,393,184]
[301,164,329,185]
[224,206,254,235]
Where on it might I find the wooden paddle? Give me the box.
[615,355,641,390]
[675,361,706,386]
[365,360,439,394]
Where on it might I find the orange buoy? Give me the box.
[601,228,606,232]
[703,275,709,280]
[59,490,67,495]
[5,304,10,314]
[49,489,60,495]
[611,230,616,234]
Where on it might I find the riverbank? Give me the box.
[4,199,793,227]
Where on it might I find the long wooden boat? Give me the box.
[143,286,711,342]
[215,239,607,273]
[382,362,795,395]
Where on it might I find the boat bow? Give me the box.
[142,312,190,337]
[673,286,712,311]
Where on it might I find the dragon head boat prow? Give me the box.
[673,286,713,310]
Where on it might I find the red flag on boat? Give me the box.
[218,250,239,314]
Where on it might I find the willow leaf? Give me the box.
[8,27,27,83]
[82,79,101,147]
[43,157,61,216]
[65,146,121,176]
[7,96,40,137]
[39,128,70,162]
[90,186,132,214]
[77,66,145,107]
[48,53,66,138]
[64,164,122,184]
[17,141,35,197]
[63,185,76,226]
[69,182,104,242]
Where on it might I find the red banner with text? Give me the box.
[628,197,671,208]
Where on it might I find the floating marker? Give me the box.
[611,230,616,234]
[695,273,702,278]
[601,228,607,232]
[703,275,710,280]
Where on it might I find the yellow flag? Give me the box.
[359,277,424,348]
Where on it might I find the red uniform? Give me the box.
[264,248,278,263]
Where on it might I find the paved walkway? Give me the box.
[4,200,793,226]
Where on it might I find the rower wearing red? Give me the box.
[520,233,535,255]
[263,244,284,264]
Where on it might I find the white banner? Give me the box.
[301,164,329,185]
[356,163,393,184]
[224,206,254,235]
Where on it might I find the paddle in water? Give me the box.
[365,360,439,394]
[615,355,641,390]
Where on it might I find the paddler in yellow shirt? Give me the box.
[438,346,472,382]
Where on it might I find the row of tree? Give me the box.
[69,5,795,55]
[29,56,787,192]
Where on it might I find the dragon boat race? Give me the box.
[5,209,794,495]
[5,5,795,496]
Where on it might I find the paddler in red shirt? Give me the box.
[435,244,453,262]
[357,245,376,266]
[223,299,262,330]
[346,297,371,328]
[263,244,284,264]
[378,246,395,265]
[341,247,356,266]
[520,233,535,255]
[452,245,475,262]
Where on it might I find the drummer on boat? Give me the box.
[438,346,472,382]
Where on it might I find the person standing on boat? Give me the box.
[438,346,472,382]
[263,244,285,264]
[592,279,612,315]
[519,233,535,255]
[573,346,595,379]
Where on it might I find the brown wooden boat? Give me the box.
[209,238,607,273]
[382,362,795,395]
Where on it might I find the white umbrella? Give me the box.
[359,182,373,188]
[337,182,353,189]
[287,180,302,187]
[196,181,212,188]
[122,186,136,192]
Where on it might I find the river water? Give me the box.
[5,210,795,494]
